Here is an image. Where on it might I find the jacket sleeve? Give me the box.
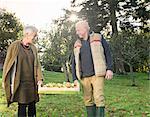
[37,57,44,81]
[101,36,113,71]
[34,47,44,82]
[2,43,15,84]
[71,54,78,81]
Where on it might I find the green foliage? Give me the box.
[0,70,150,116]
[119,0,150,33]
[0,9,23,60]
[41,13,77,71]
[111,32,149,72]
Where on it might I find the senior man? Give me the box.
[72,20,113,117]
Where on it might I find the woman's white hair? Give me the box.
[24,26,38,35]
[75,20,90,30]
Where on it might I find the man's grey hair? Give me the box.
[75,20,90,30]
[24,26,38,35]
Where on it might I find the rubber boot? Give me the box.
[96,107,105,117]
[86,105,96,117]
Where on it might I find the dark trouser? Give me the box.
[18,101,36,117]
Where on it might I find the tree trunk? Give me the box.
[129,65,136,86]
[109,0,126,74]
[62,63,70,82]
[114,38,126,74]
[109,0,118,36]
[114,59,126,74]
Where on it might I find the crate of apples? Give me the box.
[38,82,80,94]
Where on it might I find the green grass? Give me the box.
[0,71,150,117]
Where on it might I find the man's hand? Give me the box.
[105,70,113,80]
[74,80,79,87]
[37,80,43,87]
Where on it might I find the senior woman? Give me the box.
[2,26,43,117]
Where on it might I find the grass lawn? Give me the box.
[0,70,150,117]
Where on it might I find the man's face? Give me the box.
[76,24,88,39]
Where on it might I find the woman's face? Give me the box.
[27,32,37,44]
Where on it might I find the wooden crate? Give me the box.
[38,83,80,94]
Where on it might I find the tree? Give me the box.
[119,0,150,33]
[40,10,77,81]
[111,31,149,85]
[0,9,23,64]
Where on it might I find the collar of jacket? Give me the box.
[2,40,37,81]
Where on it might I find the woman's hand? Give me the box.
[37,80,43,87]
